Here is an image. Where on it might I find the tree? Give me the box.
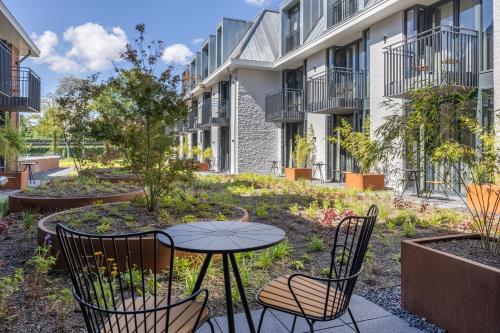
[34,106,64,154]
[54,75,100,174]
[94,24,192,211]
[0,114,24,171]
[377,85,499,255]
[292,125,315,168]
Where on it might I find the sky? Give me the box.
[4,0,281,97]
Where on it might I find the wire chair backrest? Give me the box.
[324,205,378,319]
[56,224,189,333]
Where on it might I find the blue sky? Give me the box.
[4,0,280,97]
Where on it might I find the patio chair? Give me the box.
[56,225,214,333]
[256,205,379,333]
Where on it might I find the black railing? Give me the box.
[208,98,230,127]
[175,119,184,132]
[328,0,359,28]
[265,88,304,123]
[0,41,11,97]
[384,25,479,97]
[482,32,493,72]
[308,67,367,113]
[285,29,301,53]
[187,111,197,131]
[0,67,41,112]
[200,98,212,127]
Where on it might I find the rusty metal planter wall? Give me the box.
[401,234,500,333]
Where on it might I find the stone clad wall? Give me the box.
[235,69,280,174]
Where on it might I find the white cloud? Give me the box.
[245,0,268,6]
[32,23,128,74]
[192,38,205,45]
[162,44,193,65]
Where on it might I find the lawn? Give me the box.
[0,173,470,332]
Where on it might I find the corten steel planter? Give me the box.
[0,171,28,190]
[96,174,139,184]
[18,156,60,173]
[37,203,250,270]
[344,173,385,191]
[284,168,312,181]
[401,234,500,333]
[198,162,209,172]
[8,189,144,213]
[466,184,500,214]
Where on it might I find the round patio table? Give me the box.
[160,221,285,333]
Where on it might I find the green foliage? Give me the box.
[320,267,330,277]
[403,220,417,238]
[428,209,462,227]
[0,118,25,170]
[181,215,197,223]
[289,203,300,215]
[304,201,319,220]
[292,126,315,168]
[291,260,305,270]
[21,210,37,231]
[28,245,56,277]
[202,147,213,161]
[330,119,380,174]
[0,268,24,318]
[94,25,192,211]
[255,203,269,218]
[335,250,350,265]
[120,267,160,297]
[0,199,7,218]
[307,235,324,252]
[95,217,113,234]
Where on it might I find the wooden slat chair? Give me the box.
[56,225,214,333]
[256,205,379,333]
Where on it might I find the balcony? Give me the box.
[175,119,184,133]
[187,111,197,132]
[285,29,300,54]
[208,99,230,127]
[0,67,41,112]
[384,26,479,98]
[199,99,212,129]
[328,0,359,29]
[265,88,304,123]
[308,68,367,114]
[0,41,11,97]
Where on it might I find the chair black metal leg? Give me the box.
[192,253,213,294]
[257,306,267,333]
[348,308,361,333]
[309,320,315,333]
[206,319,215,333]
[229,254,256,333]
[291,315,297,332]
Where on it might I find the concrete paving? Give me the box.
[197,295,422,333]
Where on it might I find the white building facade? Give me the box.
[181,0,496,188]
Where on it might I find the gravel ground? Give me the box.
[426,238,500,269]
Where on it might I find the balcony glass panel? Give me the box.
[265,88,304,123]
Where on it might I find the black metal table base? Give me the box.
[193,253,256,333]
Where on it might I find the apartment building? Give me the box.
[0,1,41,171]
[182,0,497,188]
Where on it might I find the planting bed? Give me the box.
[8,177,143,213]
[0,174,472,332]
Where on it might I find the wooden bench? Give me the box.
[425,180,449,199]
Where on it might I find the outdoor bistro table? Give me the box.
[160,221,286,333]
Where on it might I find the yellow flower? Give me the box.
[107,258,115,262]
[94,251,103,256]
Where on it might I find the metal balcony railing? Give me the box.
[187,111,197,131]
[0,67,41,112]
[328,0,359,29]
[308,67,367,114]
[200,99,212,128]
[208,99,230,127]
[265,88,304,123]
[175,119,184,133]
[0,41,11,97]
[384,25,479,97]
[482,32,493,72]
[285,29,301,54]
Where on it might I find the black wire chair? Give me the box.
[256,205,379,333]
[56,225,214,333]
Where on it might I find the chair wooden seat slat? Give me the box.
[101,296,209,333]
[256,205,379,333]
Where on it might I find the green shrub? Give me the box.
[403,220,417,238]
[291,260,305,270]
[21,210,37,231]
[289,203,300,215]
[307,236,324,252]
[304,201,320,220]
[181,215,197,223]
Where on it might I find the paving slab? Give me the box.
[198,295,423,333]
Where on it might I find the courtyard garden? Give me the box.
[0,171,478,332]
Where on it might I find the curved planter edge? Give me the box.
[37,203,249,270]
[8,190,145,214]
